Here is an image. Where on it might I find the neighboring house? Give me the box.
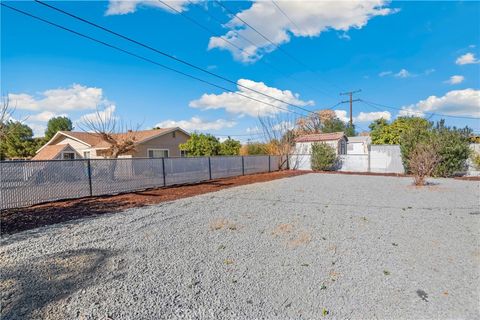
[294,132,348,155]
[347,136,371,155]
[33,127,190,160]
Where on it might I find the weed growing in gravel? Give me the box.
[392,243,398,247]
[320,284,327,290]
[210,218,238,231]
[301,263,309,267]
[383,270,391,275]
[224,259,234,265]
[322,308,329,316]
[217,244,226,250]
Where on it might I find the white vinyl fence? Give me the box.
[0,155,284,210]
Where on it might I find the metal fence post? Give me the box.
[208,157,212,180]
[286,154,290,170]
[87,159,93,196]
[162,157,166,187]
[268,155,271,172]
[241,156,245,175]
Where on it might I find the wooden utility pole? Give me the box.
[340,89,361,126]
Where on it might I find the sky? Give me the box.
[1,0,480,141]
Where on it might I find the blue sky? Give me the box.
[2,0,479,139]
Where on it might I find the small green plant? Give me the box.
[320,284,327,290]
[322,308,329,316]
[383,270,390,275]
[224,259,234,265]
[301,263,309,267]
[217,244,226,250]
[311,142,338,171]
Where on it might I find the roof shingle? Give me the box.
[294,132,346,143]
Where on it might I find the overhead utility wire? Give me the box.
[186,0,335,99]
[361,99,480,120]
[34,0,315,115]
[2,3,307,117]
[215,0,342,97]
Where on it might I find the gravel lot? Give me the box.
[1,173,479,319]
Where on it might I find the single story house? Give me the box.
[33,127,190,160]
[346,136,371,155]
[294,132,348,155]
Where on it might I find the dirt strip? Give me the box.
[0,170,307,235]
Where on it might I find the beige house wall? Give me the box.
[133,129,190,157]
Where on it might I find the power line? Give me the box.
[183,0,335,100]
[213,0,341,99]
[271,1,301,34]
[361,99,480,120]
[34,0,315,115]
[1,2,308,118]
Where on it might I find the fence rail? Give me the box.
[0,155,284,210]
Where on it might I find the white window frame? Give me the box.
[147,148,169,158]
[83,151,91,159]
[62,152,76,160]
[180,150,188,157]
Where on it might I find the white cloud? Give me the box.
[8,84,105,112]
[335,110,391,123]
[209,1,397,63]
[155,117,236,131]
[189,79,314,117]
[378,71,392,77]
[335,110,349,123]
[355,111,391,122]
[78,105,117,126]
[28,111,67,122]
[105,0,198,15]
[29,123,47,138]
[399,89,480,117]
[455,52,479,65]
[394,69,412,78]
[445,75,465,85]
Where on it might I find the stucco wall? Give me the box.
[369,145,404,173]
[133,129,190,158]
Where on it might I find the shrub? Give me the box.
[311,142,337,171]
[471,151,480,170]
[432,128,470,176]
[409,142,441,186]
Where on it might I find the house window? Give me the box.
[339,140,347,155]
[62,152,75,160]
[83,151,91,159]
[148,149,169,158]
[172,131,176,138]
[180,150,188,157]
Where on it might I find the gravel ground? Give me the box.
[1,173,479,319]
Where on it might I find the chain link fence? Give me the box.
[0,155,284,210]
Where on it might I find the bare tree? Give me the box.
[295,109,336,135]
[258,113,306,169]
[80,107,140,158]
[0,96,13,141]
[409,143,441,186]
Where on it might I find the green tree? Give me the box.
[242,142,268,155]
[179,133,221,156]
[399,119,471,176]
[322,118,346,133]
[311,142,338,171]
[0,121,37,159]
[370,117,431,145]
[219,137,241,155]
[45,116,73,141]
[345,124,356,137]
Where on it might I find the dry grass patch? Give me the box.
[288,231,312,248]
[209,218,238,231]
[271,223,294,236]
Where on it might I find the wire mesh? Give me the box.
[0,160,90,209]
[210,156,243,179]
[0,155,282,209]
[164,157,210,186]
[244,155,270,174]
[90,158,164,196]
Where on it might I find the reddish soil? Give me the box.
[310,170,410,177]
[0,170,306,235]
